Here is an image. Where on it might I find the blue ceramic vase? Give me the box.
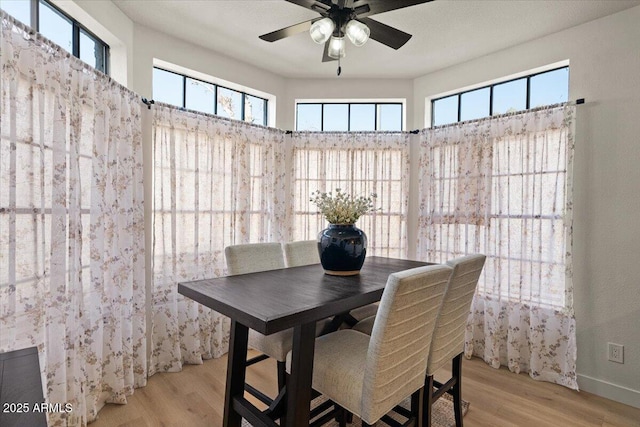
[317,224,367,276]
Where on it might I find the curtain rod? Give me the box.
[141,98,155,109]
[141,97,586,130]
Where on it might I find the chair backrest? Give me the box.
[360,264,452,424]
[224,243,285,275]
[283,240,319,267]
[426,254,486,376]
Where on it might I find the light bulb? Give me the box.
[309,17,335,44]
[327,36,346,59]
[345,20,370,47]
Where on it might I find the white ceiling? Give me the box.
[114,0,640,79]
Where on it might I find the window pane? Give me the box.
[493,78,526,115]
[245,95,266,125]
[153,68,184,107]
[186,78,215,114]
[79,30,106,72]
[297,104,321,131]
[323,104,348,131]
[39,0,72,52]
[378,104,402,131]
[433,95,458,126]
[0,0,30,25]
[349,104,375,131]
[530,68,569,108]
[79,30,97,68]
[460,87,490,121]
[217,87,242,120]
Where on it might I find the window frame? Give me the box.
[431,66,568,127]
[295,101,404,132]
[1,0,111,74]
[153,66,269,125]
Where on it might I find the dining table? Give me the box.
[178,256,431,427]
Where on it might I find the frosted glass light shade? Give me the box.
[309,17,335,44]
[345,20,370,47]
[327,36,346,59]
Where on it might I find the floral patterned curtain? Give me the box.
[291,132,410,258]
[417,105,577,389]
[0,12,146,426]
[151,106,287,373]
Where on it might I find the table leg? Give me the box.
[223,319,249,427]
[285,321,316,427]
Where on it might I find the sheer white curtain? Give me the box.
[291,132,410,258]
[0,12,146,426]
[151,106,288,373]
[417,105,577,388]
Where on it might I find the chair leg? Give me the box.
[277,360,287,391]
[346,411,353,423]
[452,353,463,427]
[422,374,434,427]
[335,405,348,427]
[411,388,424,427]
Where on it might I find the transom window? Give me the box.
[431,67,568,127]
[296,102,403,131]
[0,0,109,74]
[153,67,268,126]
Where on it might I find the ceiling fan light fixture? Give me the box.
[309,17,335,44]
[345,19,370,47]
[327,36,346,59]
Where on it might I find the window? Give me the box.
[152,67,268,126]
[420,106,573,308]
[291,134,409,258]
[431,67,568,126]
[296,102,404,131]
[0,0,109,74]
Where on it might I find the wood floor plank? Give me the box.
[90,352,640,426]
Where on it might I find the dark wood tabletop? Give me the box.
[178,256,429,336]
[178,256,431,427]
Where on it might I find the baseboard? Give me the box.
[577,374,640,409]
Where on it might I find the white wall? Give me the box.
[414,6,640,408]
[55,0,134,86]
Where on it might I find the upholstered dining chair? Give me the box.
[224,243,289,397]
[224,242,331,402]
[351,254,486,427]
[423,254,485,427]
[283,240,379,325]
[287,264,452,426]
[282,239,319,268]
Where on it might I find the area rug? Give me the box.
[242,392,469,426]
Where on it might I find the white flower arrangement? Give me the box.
[310,188,378,225]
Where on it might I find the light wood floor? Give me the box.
[90,351,640,427]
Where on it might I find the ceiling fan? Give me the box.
[259,0,434,74]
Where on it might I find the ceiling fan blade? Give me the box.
[322,40,337,62]
[358,17,412,50]
[285,0,332,12]
[356,0,433,18]
[337,0,354,9]
[259,19,316,42]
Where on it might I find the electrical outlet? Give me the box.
[608,342,624,363]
